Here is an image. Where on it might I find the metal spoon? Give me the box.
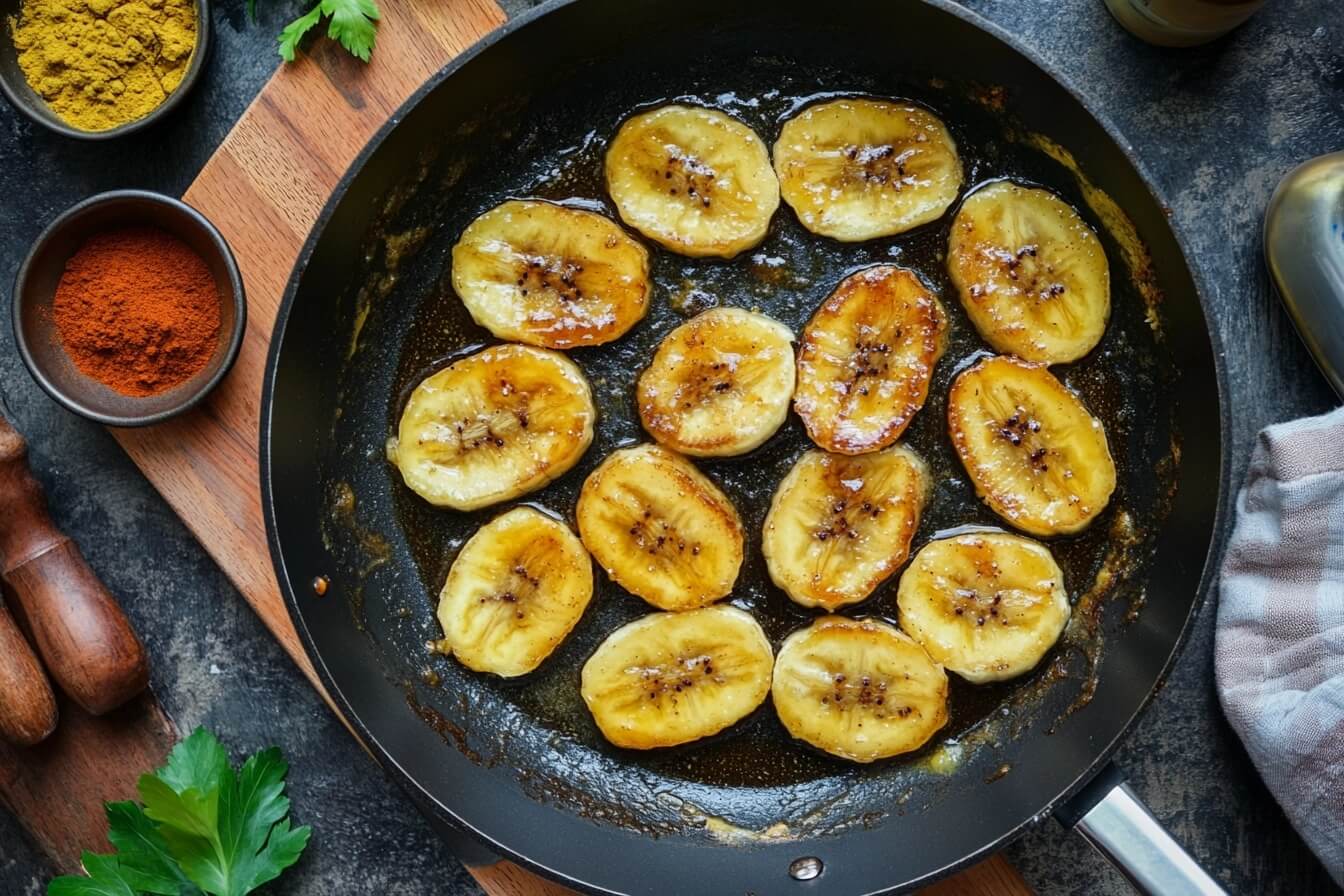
[1264,150,1344,399]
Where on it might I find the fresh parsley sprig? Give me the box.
[48,729,311,896]
[278,0,382,63]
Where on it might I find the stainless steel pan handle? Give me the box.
[1057,763,1227,896]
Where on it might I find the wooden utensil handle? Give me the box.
[0,599,57,746]
[0,417,148,715]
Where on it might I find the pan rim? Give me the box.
[259,0,1233,891]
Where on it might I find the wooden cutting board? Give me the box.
[107,2,1032,893]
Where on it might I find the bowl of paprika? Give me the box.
[12,190,246,426]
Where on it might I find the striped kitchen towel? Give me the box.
[1216,405,1344,886]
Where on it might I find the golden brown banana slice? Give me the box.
[948,355,1116,535]
[772,617,948,762]
[389,344,595,511]
[774,98,963,241]
[437,507,594,677]
[581,605,773,749]
[948,181,1110,363]
[897,532,1070,683]
[637,307,795,457]
[762,445,931,610]
[794,265,948,455]
[576,444,744,610]
[451,199,652,349]
[605,105,780,258]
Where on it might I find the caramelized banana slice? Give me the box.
[581,606,773,749]
[389,345,595,511]
[948,182,1110,363]
[948,355,1116,535]
[772,617,948,762]
[606,105,780,258]
[763,445,930,610]
[795,265,948,455]
[774,98,963,241]
[451,199,652,349]
[897,532,1069,683]
[638,307,795,457]
[438,507,593,677]
[576,444,744,610]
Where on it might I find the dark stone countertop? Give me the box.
[1,0,1341,893]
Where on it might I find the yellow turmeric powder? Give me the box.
[10,0,196,132]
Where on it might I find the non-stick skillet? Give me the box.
[261,1,1231,893]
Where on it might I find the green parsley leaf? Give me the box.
[48,854,137,896]
[103,802,202,896]
[156,728,231,797]
[47,730,309,896]
[321,0,380,62]
[142,740,311,896]
[277,0,380,63]
[278,5,323,62]
[140,772,221,847]
[216,748,311,893]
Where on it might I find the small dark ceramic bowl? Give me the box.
[0,0,211,139]
[13,190,245,426]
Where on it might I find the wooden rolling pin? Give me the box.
[0,414,148,716]
[0,598,57,746]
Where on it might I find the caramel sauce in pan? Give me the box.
[317,59,1178,835]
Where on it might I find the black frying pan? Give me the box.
[261,1,1231,893]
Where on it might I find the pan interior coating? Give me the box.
[319,57,1175,836]
[269,6,1221,890]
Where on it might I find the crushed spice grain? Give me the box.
[52,226,220,397]
[10,0,197,131]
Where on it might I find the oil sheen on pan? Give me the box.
[316,58,1179,841]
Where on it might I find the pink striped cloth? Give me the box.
[1216,405,1344,886]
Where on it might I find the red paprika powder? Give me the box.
[52,226,220,397]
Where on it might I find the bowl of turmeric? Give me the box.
[13,190,245,426]
[0,0,209,138]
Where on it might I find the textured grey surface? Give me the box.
[0,0,1341,894]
